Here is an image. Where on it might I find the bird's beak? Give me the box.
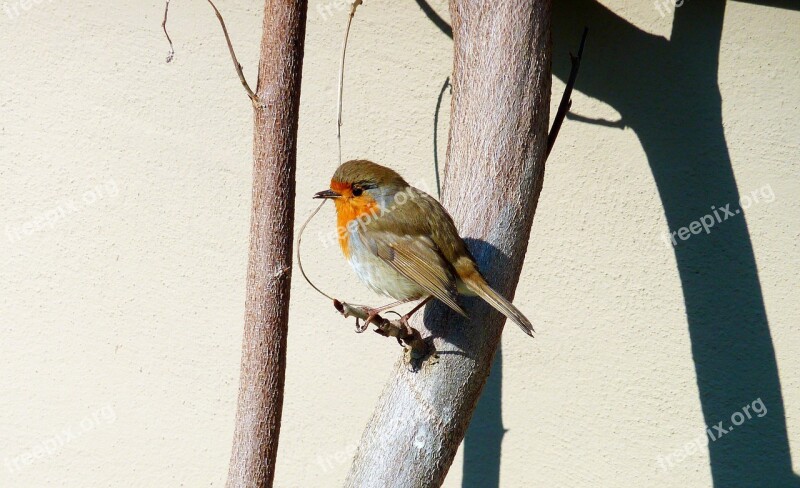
[313,189,341,199]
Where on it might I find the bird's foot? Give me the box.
[398,315,415,338]
[356,307,382,333]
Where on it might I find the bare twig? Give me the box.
[160,0,259,105]
[206,0,259,105]
[546,27,588,159]
[333,300,432,361]
[162,0,174,63]
[337,0,363,165]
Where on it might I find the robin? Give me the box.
[314,159,534,337]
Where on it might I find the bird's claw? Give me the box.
[355,308,380,333]
[398,315,414,337]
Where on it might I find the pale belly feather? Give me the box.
[346,229,426,300]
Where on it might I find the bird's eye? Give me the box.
[352,187,363,197]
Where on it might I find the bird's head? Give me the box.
[314,160,409,219]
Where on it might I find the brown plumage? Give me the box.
[314,159,534,337]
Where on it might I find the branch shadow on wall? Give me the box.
[419,0,800,487]
[551,1,799,486]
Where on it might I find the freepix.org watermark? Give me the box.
[315,0,349,21]
[5,179,119,243]
[4,404,117,475]
[660,183,775,247]
[316,442,357,473]
[653,0,686,18]
[313,409,444,472]
[657,397,767,472]
[313,178,434,248]
[2,0,53,21]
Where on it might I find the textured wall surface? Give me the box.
[1,1,798,487]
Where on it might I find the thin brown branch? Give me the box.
[226,1,308,486]
[206,0,259,105]
[162,0,174,63]
[160,0,259,104]
[546,26,588,158]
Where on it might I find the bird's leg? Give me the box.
[397,296,433,334]
[358,298,415,332]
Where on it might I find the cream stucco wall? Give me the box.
[1,1,798,487]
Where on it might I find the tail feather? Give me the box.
[464,277,535,337]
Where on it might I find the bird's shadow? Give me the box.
[422,238,517,352]
[414,0,800,486]
[420,239,514,488]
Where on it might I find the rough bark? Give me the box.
[344,1,551,486]
[226,2,307,487]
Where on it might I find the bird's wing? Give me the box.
[367,231,466,316]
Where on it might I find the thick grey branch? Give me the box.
[344,1,552,486]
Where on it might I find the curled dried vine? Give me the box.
[294,1,431,359]
[337,0,363,165]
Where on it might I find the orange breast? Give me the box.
[334,196,379,258]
